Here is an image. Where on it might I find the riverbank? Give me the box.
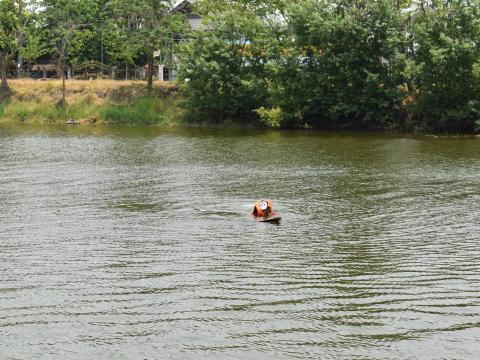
[0,79,182,126]
[1,80,479,134]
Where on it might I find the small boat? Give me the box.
[259,215,281,224]
[252,199,281,224]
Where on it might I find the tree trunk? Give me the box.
[147,52,154,95]
[61,69,66,107]
[57,57,63,78]
[125,62,128,80]
[58,42,66,107]
[0,52,10,92]
[57,42,66,78]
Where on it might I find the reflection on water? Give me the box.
[1,124,480,359]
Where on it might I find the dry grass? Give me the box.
[9,79,179,103]
[0,79,181,125]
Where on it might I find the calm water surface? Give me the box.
[1,125,479,359]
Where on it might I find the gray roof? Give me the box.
[172,0,194,13]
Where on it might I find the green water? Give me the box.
[1,124,479,359]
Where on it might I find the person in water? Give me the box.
[252,199,273,218]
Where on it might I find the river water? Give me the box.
[0,125,479,359]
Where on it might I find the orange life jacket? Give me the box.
[252,200,273,217]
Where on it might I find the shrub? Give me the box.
[102,97,167,125]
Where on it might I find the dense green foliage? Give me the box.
[408,1,480,132]
[285,1,406,129]
[2,0,480,132]
[177,8,269,124]
[176,0,480,132]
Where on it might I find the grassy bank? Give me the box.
[0,79,182,126]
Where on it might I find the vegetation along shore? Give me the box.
[1,0,480,133]
[0,80,181,126]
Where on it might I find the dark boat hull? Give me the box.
[259,216,281,224]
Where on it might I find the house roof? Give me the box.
[172,0,194,13]
[172,0,207,31]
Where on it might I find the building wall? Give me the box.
[188,16,203,31]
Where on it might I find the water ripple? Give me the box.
[0,127,479,359]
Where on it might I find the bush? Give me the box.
[102,97,168,125]
[255,107,283,128]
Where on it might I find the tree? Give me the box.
[40,0,98,105]
[110,0,188,93]
[176,2,272,123]
[41,0,98,78]
[0,0,19,93]
[21,20,48,77]
[281,0,408,129]
[103,11,141,80]
[407,0,480,132]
